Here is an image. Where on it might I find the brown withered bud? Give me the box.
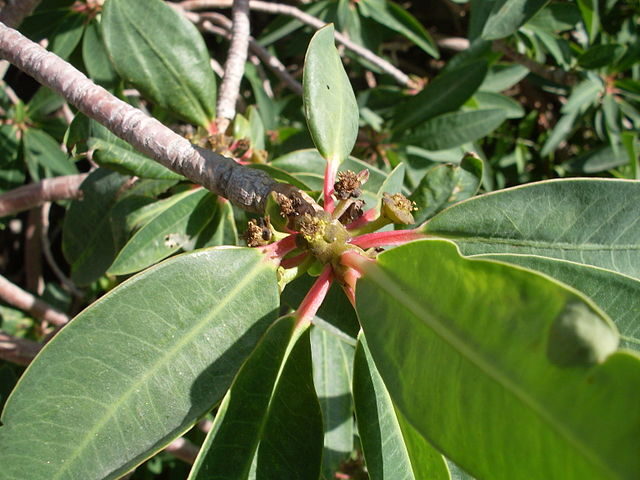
[334,169,369,200]
[245,218,272,247]
[202,133,233,153]
[338,199,365,225]
[298,214,323,241]
[381,193,417,225]
[250,149,268,164]
[233,138,251,156]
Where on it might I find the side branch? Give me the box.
[0,0,41,28]
[0,331,40,365]
[0,22,280,213]
[216,0,251,131]
[0,274,69,327]
[0,173,87,217]
[178,0,416,88]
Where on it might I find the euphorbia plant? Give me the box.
[0,4,639,480]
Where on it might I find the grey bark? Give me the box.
[0,22,280,213]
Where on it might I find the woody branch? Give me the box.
[0,22,305,214]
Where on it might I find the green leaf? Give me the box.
[27,87,65,118]
[482,0,550,40]
[108,189,217,276]
[576,0,600,43]
[353,334,450,480]
[82,21,119,90]
[303,24,359,165]
[355,238,640,480]
[403,109,507,151]
[102,0,217,127]
[0,125,24,194]
[578,44,625,70]
[526,3,581,32]
[423,179,640,280]
[392,60,487,132]
[479,64,529,92]
[89,137,183,180]
[23,128,77,179]
[563,143,627,174]
[470,91,524,118]
[0,248,280,480]
[358,0,438,57]
[311,327,354,478]
[194,198,238,248]
[477,254,640,352]
[189,318,323,479]
[410,154,483,225]
[62,168,128,285]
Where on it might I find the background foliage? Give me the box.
[0,0,638,479]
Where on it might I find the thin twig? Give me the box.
[187,10,302,95]
[0,22,304,214]
[24,207,44,295]
[164,437,199,464]
[216,0,251,132]
[177,0,416,88]
[0,0,41,28]
[0,273,69,326]
[493,40,578,86]
[0,331,40,365]
[40,202,83,298]
[0,173,87,217]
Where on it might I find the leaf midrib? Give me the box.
[362,263,617,479]
[52,256,271,479]
[432,234,640,252]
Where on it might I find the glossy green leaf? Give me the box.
[0,247,280,480]
[392,60,487,132]
[189,317,323,480]
[410,154,483,225]
[403,109,507,151]
[353,334,449,480]
[82,21,119,90]
[355,238,640,480]
[22,5,85,60]
[579,44,625,70]
[27,87,65,118]
[482,0,550,40]
[359,0,438,57]
[23,128,77,180]
[471,91,525,118]
[195,198,238,248]
[576,0,600,43]
[311,327,354,479]
[62,169,128,285]
[479,64,529,93]
[303,24,359,165]
[477,254,640,352]
[563,144,627,174]
[108,189,217,276]
[526,3,581,32]
[102,0,217,127]
[423,179,640,280]
[90,138,183,180]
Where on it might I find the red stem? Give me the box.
[295,264,333,325]
[349,229,425,249]
[260,234,298,262]
[323,162,337,213]
[346,207,377,229]
[280,252,308,269]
